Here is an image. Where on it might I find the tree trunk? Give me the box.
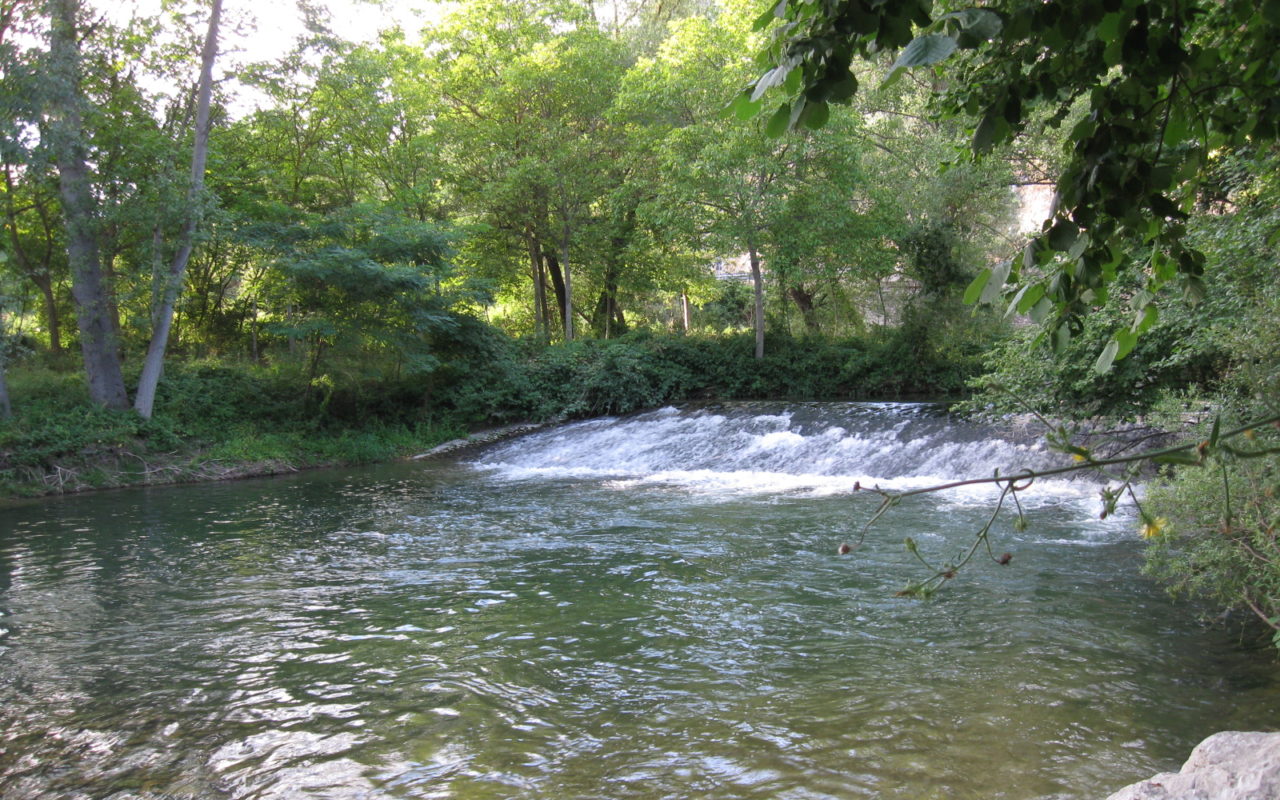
[559,231,574,341]
[0,361,10,419]
[788,285,822,335]
[681,290,691,333]
[134,0,221,419]
[48,0,129,409]
[31,272,61,353]
[545,251,567,338]
[249,296,259,364]
[748,243,765,360]
[526,230,548,342]
[592,280,626,339]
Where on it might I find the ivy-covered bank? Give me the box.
[0,329,986,499]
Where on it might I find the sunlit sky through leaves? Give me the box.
[107,0,443,56]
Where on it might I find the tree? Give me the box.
[258,204,484,383]
[622,16,789,358]
[134,0,222,419]
[1,159,68,353]
[45,0,131,409]
[743,0,1280,368]
[426,0,626,342]
[32,0,226,412]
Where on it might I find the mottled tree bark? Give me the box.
[47,0,129,409]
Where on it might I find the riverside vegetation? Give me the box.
[1,0,1277,651]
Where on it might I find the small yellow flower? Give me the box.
[1072,453,1089,463]
[1140,516,1169,539]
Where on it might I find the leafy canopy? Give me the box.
[742,0,1280,370]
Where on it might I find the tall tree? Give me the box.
[427,0,625,341]
[45,0,129,408]
[622,16,794,358]
[134,0,222,419]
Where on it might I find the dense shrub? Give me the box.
[1143,428,1280,649]
[0,325,993,496]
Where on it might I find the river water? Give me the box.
[0,403,1276,799]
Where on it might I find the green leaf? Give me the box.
[720,91,763,120]
[943,9,1003,47]
[1183,275,1207,304]
[765,103,791,137]
[1132,303,1158,334]
[963,268,992,305]
[972,113,1001,153]
[1052,322,1071,353]
[1015,283,1046,314]
[1067,231,1089,260]
[1047,219,1080,251]
[980,260,1011,305]
[752,7,777,30]
[753,0,788,30]
[1162,110,1189,149]
[797,99,829,130]
[1095,337,1120,374]
[1114,329,1138,359]
[1028,295,1054,324]
[1096,12,1125,44]
[820,71,858,103]
[788,97,807,128]
[783,66,802,95]
[890,34,958,71]
[735,95,764,120]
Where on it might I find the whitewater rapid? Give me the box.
[469,403,1125,515]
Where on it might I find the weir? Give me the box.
[473,402,1093,504]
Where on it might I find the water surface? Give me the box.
[1,403,1276,799]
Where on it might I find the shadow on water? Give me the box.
[1,403,1277,799]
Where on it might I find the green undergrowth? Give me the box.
[0,330,985,498]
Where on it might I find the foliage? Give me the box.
[0,324,997,496]
[968,148,1280,419]
[1144,428,1280,647]
[746,0,1280,368]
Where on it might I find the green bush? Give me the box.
[1143,429,1280,648]
[0,323,993,497]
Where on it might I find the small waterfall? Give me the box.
[470,403,1100,505]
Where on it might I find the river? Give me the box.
[1,403,1277,799]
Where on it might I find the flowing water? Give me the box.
[1,403,1277,800]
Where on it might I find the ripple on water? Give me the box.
[1,409,1279,799]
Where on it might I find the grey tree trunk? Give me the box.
[134,0,222,419]
[48,0,129,409]
[527,230,548,343]
[0,360,10,419]
[560,231,574,342]
[748,243,764,359]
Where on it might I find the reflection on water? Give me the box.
[1,405,1278,799]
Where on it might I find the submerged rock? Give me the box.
[1106,731,1280,800]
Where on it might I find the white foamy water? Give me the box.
[470,403,1124,517]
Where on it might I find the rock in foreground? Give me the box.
[1106,731,1280,800]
